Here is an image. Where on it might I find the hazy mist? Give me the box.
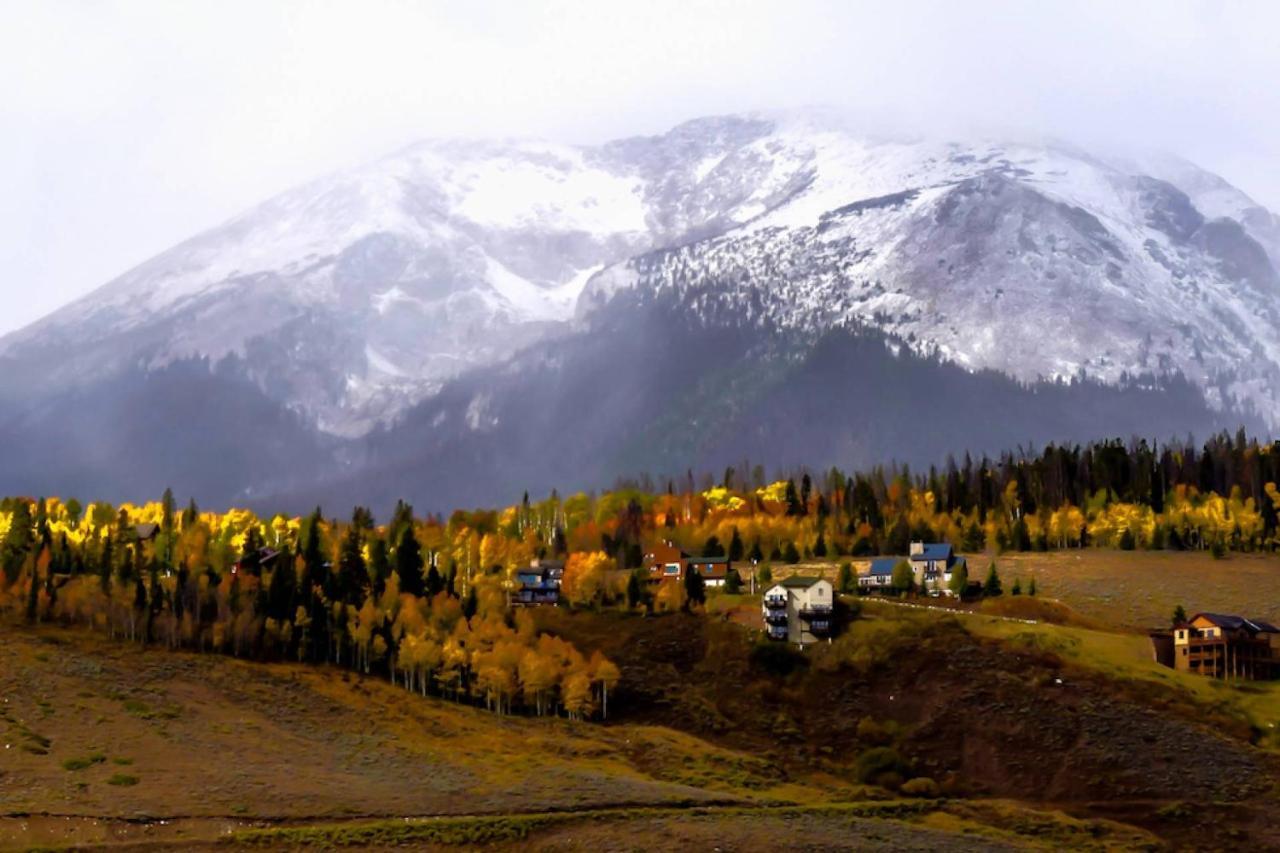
[2,0,1278,335]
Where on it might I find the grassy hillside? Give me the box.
[4,546,1280,850]
[535,602,1280,849]
[0,621,1167,852]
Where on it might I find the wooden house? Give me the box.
[1165,612,1279,680]
[643,542,734,587]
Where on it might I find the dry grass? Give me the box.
[968,549,1280,631]
[766,548,1280,632]
[0,621,844,850]
[957,611,1280,739]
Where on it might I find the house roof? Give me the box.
[912,543,952,561]
[781,575,823,589]
[134,523,159,540]
[1192,613,1280,633]
[690,556,729,564]
[868,558,899,576]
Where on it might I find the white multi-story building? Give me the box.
[762,576,834,645]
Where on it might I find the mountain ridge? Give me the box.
[1,111,1275,508]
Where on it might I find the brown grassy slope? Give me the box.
[0,623,819,825]
[0,623,1162,853]
[536,606,1280,849]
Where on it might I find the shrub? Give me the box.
[900,776,939,797]
[855,716,892,746]
[854,746,909,786]
[749,641,808,677]
[107,773,139,786]
[62,753,106,771]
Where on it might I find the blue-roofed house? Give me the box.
[857,543,969,595]
[909,542,966,594]
[511,558,564,606]
[857,557,900,591]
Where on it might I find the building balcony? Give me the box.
[512,591,559,605]
[766,626,788,641]
[764,596,788,609]
[799,605,833,621]
[763,610,789,625]
[806,620,832,635]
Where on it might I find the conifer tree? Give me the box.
[395,526,425,597]
[182,498,199,529]
[785,479,802,517]
[368,538,389,596]
[724,568,743,594]
[836,562,854,593]
[267,544,296,620]
[626,570,644,609]
[1172,604,1187,627]
[948,561,969,597]
[682,563,706,610]
[25,554,39,622]
[1012,516,1032,551]
[983,561,1003,597]
[891,560,914,596]
[425,562,443,597]
[99,534,114,595]
[728,528,744,562]
[1,499,33,584]
[336,522,366,604]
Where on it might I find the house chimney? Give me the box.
[909,541,924,556]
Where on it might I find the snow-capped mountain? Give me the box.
[1,111,1276,508]
[0,115,801,435]
[582,118,1280,421]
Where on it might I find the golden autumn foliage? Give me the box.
[560,551,615,606]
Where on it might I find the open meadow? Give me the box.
[979,549,1280,631]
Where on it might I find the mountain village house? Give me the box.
[511,558,564,606]
[1150,613,1279,680]
[858,542,968,594]
[642,542,734,587]
[762,576,834,646]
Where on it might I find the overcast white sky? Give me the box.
[2,0,1278,335]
